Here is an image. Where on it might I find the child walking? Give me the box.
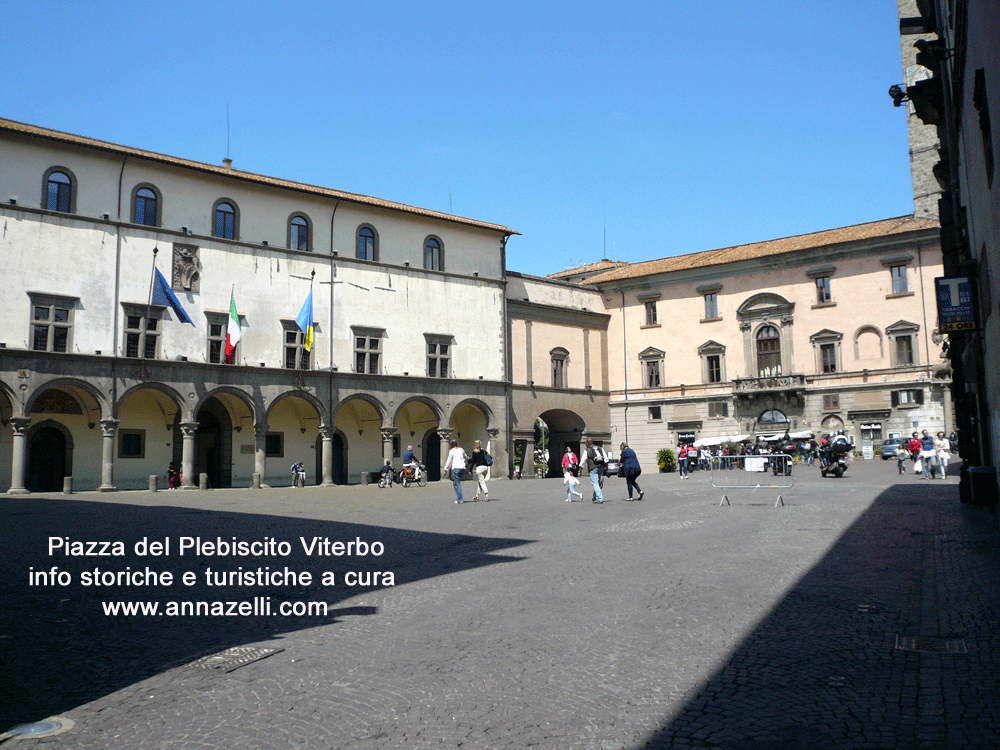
[564,470,583,502]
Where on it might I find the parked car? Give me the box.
[880,441,902,460]
[604,457,621,477]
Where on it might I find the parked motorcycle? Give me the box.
[820,434,851,478]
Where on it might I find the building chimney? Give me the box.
[223,158,233,170]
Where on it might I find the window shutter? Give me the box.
[915,389,924,405]
[891,391,899,407]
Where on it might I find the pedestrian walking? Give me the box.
[443,439,469,504]
[919,430,937,479]
[896,443,908,475]
[584,437,605,503]
[469,439,491,502]
[619,442,644,500]
[563,468,583,501]
[561,445,579,477]
[935,432,951,479]
[678,444,691,478]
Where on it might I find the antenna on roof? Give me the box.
[603,206,607,261]
[449,186,452,214]
[226,103,230,160]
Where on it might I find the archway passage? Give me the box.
[27,426,68,492]
[195,399,232,488]
[538,409,586,478]
[423,431,441,482]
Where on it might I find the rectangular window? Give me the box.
[123,309,160,359]
[891,265,908,294]
[206,315,237,364]
[815,276,832,304]
[31,300,73,353]
[392,434,401,458]
[823,394,840,410]
[644,301,658,326]
[283,325,310,370]
[821,343,837,373]
[896,335,914,366]
[704,293,718,319]
[427,339,451,378]
[552,356,565,388]
[708,401,728,418]
[648,406,662,422]
[892,389,924,406]
[645,359,661,388]
[118,430,146,458]
[354,335,381,375]
[265,432,284,457]
[707,354,722,383]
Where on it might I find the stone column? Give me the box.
[487,427,502,480]
[8,417,31,495]
[380,427,397,466]
[523,435,536,478]
[254,423,269,488]
[97,418,119,492]
[319,425,334,487]
[437,427,454,480]
[180,421,198,490]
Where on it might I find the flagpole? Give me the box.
[146,247,159,356]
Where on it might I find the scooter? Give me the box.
[819,447,850,478]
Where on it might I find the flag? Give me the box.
[296,289,314,352]
[151,268,194,326]
[225,290,241,363]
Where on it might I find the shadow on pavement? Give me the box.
[0,495,529,732]
[634,482,1000,750]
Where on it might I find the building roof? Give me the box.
[548,259,630,279]
[0,116,517,236]
[579,215,940,285]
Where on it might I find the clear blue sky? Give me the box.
[1,1,915,277]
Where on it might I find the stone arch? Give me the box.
[25,378,108,423]
[853,325,884,361]
[446,397,494,429]
[537,408,587,478]
[25,419,74,492]
[116,382,186,420]
[0,379,19,419]
[392,395,444,427]
[334,394,390,484]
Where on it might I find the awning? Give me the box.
[693,434,751,447]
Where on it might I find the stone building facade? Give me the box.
[0,117,515,492]
[574,216,950,470]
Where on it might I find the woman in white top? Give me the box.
[443,439,469,504]
[934,432,951,479]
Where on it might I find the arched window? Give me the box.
[43,169,73,213]
[289,214,310,251]
[756,325,781,377]
[424,236,443,271]
[213,200,238,239]
[357,226,377,261]
[759,409,788,425]
[133,186,159,226]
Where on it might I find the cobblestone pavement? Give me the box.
[2,460,998,749]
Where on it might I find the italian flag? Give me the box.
[225,290,241,364]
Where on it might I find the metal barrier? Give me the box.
[710,453,795,507]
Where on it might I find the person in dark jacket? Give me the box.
[619,442,644,501]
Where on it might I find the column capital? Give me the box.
[9,416,31,436]
[254,423,269,441]
[99,418,120,438]
[319,425,334,441]
[487,428,500,439]
[180,421,199,439]
[380,427,398,442]
[437,427,454,440]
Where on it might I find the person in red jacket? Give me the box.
[907,432,921,467]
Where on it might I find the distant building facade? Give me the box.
[573,217,950,470]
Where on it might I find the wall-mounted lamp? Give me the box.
[410,431,415,437]
[8,199,16,205]
[262,241,268,246]
[260,362,266,367]
[234,425,242,433]
[300,428,307,434]
[358,429,364,436]
[586,385,592,390]
[403,371,408,376]
[473,272,479,277]
[181,226,187,234]
[528,380,534,387]
[103,213,110,220]
[404,261,410,267]
[332,366,338,372]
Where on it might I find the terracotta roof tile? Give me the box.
[548,259,629,278]
[580,215,939,284]
[0,116,517,236]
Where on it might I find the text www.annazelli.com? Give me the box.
[101,598,327,617]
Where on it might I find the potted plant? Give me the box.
[657,448,676,473]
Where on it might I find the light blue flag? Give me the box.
[295,289,314,352]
